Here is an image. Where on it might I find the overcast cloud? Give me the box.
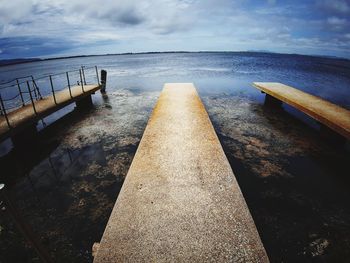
[0,0,349,59]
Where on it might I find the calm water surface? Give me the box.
[0,52,350,262]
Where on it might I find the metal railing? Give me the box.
[0,66,100,129]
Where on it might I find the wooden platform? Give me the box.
[94,83,268,262]
[0,84,101,143]
[253,82,350,140]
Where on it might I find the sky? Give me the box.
[0,0,349,59]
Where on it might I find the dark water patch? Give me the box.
[0,106,98,185]
[0,89,157,262]
[0,141,131,262]
[204,94,350,262]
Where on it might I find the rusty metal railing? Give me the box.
[0,66,100,129]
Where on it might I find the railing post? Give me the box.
[27,81,38,115]
[32,82,38,100]
[0,94,11,128]
[79,69,84,93]
[31,76,42,100]
[49,75,57,105]
[0,184,53,263]
[81,66,87,85]
[16,79,25,106]
[95,66,100,85]
[66,72,73,98]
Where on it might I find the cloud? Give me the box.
[0,36,73,57]
[74,32,123,43]
[58,0,146,26]
[318,0,350,14]
[327,16,347,26]
[326,16,349,32]
[328,17,347,25]
[0,0,349,58]
[0,0,34,25]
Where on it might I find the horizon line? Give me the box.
[0,50,349,67]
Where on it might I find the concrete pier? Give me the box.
[253,82,350,140]
[94,83,268,262]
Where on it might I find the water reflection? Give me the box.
[0,88,157,262]
[1,142,127,262]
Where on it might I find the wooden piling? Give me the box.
[100,70,107,93]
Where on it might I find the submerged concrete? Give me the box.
[94,83,268,262]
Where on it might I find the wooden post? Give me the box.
[100,70,107,93]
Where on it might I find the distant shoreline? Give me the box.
[0,51,348,67]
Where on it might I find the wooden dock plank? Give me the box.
[94,83,268,262]
[253,82,350,140]
[0,84,100,142]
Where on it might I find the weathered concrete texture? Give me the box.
[0,84,101,142]
[253,82,350,140]
[94,83,268,262]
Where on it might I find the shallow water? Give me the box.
[0,52,350,262]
